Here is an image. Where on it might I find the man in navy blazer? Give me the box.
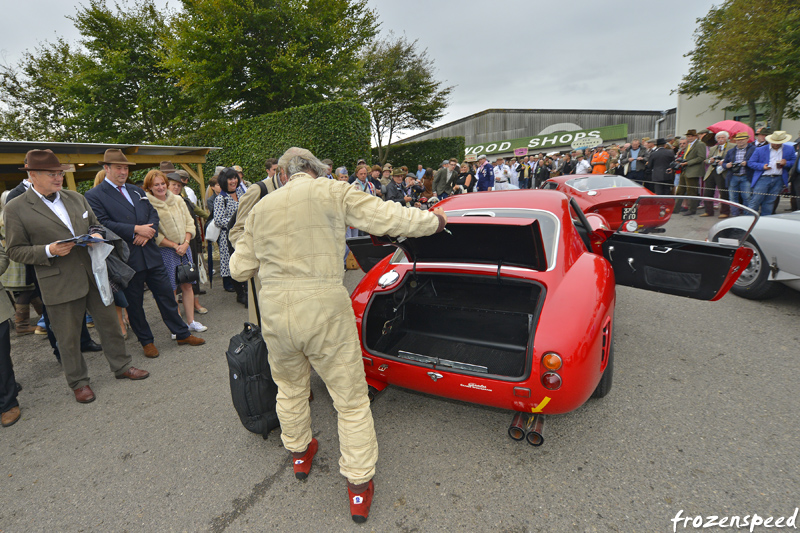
[85,149,205,358]
[746,131,796,215]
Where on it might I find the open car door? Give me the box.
[599,196,758,301]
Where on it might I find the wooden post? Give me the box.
[197,164,205,205]
[179,163,206,205]
[65,171,78,192]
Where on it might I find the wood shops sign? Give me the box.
[464,124,629,157]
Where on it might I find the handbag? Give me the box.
[205,220,221,242]
[175,255,200,285]
[197,253,209,284]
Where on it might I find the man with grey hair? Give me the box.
[230,147,447,523]
[701,131,732,218]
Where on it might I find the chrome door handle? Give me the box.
[650,245,672,253]
[427,372,443,382]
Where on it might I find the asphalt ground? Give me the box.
[2,205,799,532]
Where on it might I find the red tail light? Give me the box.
[542,372,562,390]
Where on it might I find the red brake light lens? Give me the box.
[542,372,562,390]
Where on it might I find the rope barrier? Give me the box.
[633,176,800,200]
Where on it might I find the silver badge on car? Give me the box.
[378,270,400,288]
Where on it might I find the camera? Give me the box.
[669,158,685,171]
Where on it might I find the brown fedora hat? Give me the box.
[18,149,69,172]
[98,148,135,166]
[159,160,177,173]
[684,129,697,136]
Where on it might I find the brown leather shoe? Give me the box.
[116,367,150,380]
[15,323,36,336]
[74,385,96,404]
[143,343,160,358]
[177,334,205,346]
[1,406,21,427]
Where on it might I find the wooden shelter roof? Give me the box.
[0,141,219,195]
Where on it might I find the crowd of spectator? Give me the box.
[361,127,799,218]
[2,129,799,427]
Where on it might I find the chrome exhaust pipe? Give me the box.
[525,414,545,447]
[367,385,381,403]
[508,412,526,441]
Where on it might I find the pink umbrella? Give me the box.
[708,120,754,142]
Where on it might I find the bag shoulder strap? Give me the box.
[257,181,268,197]
[250,278,261,325]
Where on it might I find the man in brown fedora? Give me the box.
[86,149,205,359]
[676,129,707,215]
[5,150,150,403]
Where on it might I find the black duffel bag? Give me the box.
[225,321,280,439]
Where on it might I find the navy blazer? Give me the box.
[721,144,755,181]
[85,181,163,272]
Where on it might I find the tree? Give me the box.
[165,0,378,120]
[358,34,452,166]
[679,0,800,130]
[0,39,82,141]
[0,0,199,143]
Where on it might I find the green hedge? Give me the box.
[372,136,465,171]
[182,101,371,182]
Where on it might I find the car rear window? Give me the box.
[566,175,639,191]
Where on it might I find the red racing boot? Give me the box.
[292,438,318,480]
[347,479,374,523]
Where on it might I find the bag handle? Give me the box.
[250,278,261,325]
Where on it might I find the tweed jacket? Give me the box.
[0,243,15,323]
[146,191,195,246]
[681,140,707,179]
[4,188,101,306]
[230,173,442,286]
[704,142,733,180]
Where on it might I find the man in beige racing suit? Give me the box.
[230,147,447,523]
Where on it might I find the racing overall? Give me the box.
[230,173,443,483]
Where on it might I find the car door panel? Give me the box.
[602,233,744,300]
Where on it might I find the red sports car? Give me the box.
[348,191,754,446]
[542,174,674,232]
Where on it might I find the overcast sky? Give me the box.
[1,0,719,137]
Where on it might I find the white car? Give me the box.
[708,211,800,299]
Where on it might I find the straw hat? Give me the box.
[765,130,792,144]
